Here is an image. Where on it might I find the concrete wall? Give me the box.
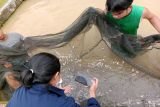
[0,0,24,27]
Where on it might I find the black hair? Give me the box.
[20,53,60,88]
[106,0,133,12]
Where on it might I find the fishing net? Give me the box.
[1,7,160,106]
[24,7,160,78]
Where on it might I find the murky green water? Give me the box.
[0,0,7,8]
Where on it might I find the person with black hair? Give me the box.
[105,0,160,35]
[6,52,100,107]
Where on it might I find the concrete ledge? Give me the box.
[0,0,24,27]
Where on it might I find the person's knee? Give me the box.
[4,72,21,90]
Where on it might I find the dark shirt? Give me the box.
[6,84,101,107]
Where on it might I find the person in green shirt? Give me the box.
[105,0,160,36]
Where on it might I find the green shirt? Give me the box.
[106,5,144,36]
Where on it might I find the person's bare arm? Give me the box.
[143,7,160,33]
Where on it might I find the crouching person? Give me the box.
[0,29,28,100]
[6,53,101,107]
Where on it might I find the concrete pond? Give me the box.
[1,0,160,107]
